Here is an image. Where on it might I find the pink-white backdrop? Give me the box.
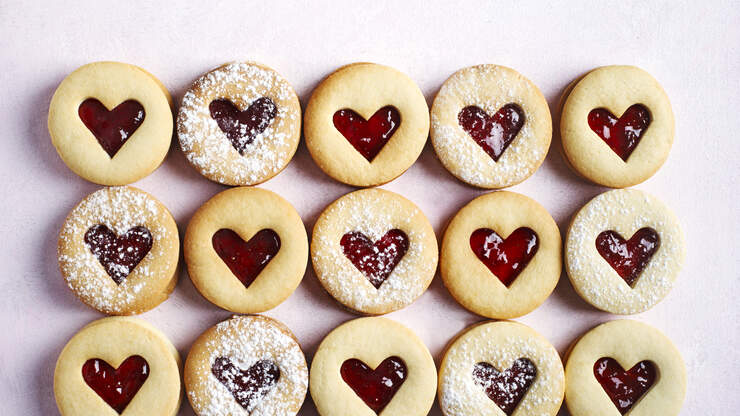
[1,1,738,414]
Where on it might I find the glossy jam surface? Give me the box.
[472,358,537,416]
[212,229,280,288]
[78,98,145,158]
[470,227,539,287]
[209,97,277,154]
[340,229,409,289]
[595,227,660,287]
[594,357,657,415]
[458,104,525,161]
[340,356,407,414]
[212,357,280,411]
[82,355,149,414]
[587,104,651,161]
[333,106,401,161]
[84,224,153,285]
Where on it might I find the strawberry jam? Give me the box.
[78,98,145,158]
[472,358,537,415]
[340,229,409,289]
[587,104,651,161]
[458,104,525,161]
[595,228,660,287]
[340,356,407,414]
[209,97,277,154]
[82,355,149,414]
[84,224,152,285]
[333,106,401,161]
[211,357,280,411]
[212,229,280,288]
[470,227,539,287]
[594,357,657,414]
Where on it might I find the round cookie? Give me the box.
[441,191,561,319]
[54,317,181,416]
[431,65,552,188]
[49,61,173,185]
[310,317,437,416]
[311,188,438,315]
[58,186,180,315]
[184,315,308,416]
[304,63,430,187]
[560,65,675,188]
[184,187,308,313]
[565,189,685,314]
[565,320,686,416]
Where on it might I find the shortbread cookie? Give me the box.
[565,320,686,416]
[177,62,301,185]
[49,61,173,185]
[304,63,430,186]
[58,186,179,315]
[431,65,552,188]
[565,189,685,314]
[185,315,308,416]
[54,317,181,416]
[311,188,438,315]
[184,187,308,313]
[310,317,436,416]
[560,65,674,188]
[441,191,561,319]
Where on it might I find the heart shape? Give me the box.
[340,229,409,289]
[78,98,146,158]
[594,357,657,415]
[209,97,278,155]
[211,357,280,411]
[212,228,281,288]
[82,355,149,414]
[470,227,539,287]
[595,227,660,287]
[458,104,525,161]
[588,104,651,161]
[472,358,537,416]
[341,356,407,414]
[84,224,153,285]
[333,106,401,161]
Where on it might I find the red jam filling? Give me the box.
[211,357,280,411]
[209,97,277,155]
[84,224,152,285]
[340,356,407,414]
[594,357,657,414]
[333,106,401,161]
[212,229,280,289]
[340,229,409,289]
[470,227,539,287]
[78,98,145,158]
[458,104,525,162]
[82,355,149,414]
[587,104,651,161]
[595,227,660,287]
[472,358,537,416]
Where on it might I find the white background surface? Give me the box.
[1,1,738,414]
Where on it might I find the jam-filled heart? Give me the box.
[333,106,401,162]
[209,97,278,155]
[82,355,149,414]
[212,229,280,288]
[211,357,280,411]
[458,104,525,162]
[340,229,409,289]
[588,104,651,161]
[78,98,146,158]
[341,356,407,414]
[84,224,153,285]
[470,227,539,287]
[596,227,660,287]
[594,357,657,415]
[472,358,537,416]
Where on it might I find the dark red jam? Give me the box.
[84,224,152,285]
[594,357,657,414]
[333,106,401,161]
[81,355,149,414]
[78,98,145,158]
[595,227,660,287]
[340,229,409,289]
[340,356,407,414]
[212,229,280,288]
[472,358,537,416]
[211,357,280,411]
[209,97,277,154]
[470,227,539,287]
[458,104,525,161]
[587,104,651,161]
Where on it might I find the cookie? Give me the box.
[184,315,308,416]
[560,65,674,188]
[184,187,308,313]
[54,317,182,416]
[431,65,552,188]
[48,61,173,185]
[565,189,685,314]
[177,62,302,185]
[565,320,686,416]
[440,191,561,319]
[304,63,430,187]
[310,317,436,416]
[311,188,438,315]
[58,186,180,315]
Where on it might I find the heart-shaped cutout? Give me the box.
[470,227,539,287]
[212,228,281,288]
[333,106,401,162]
[341,356,407,414]
[588,104,651,161]
[340,229,409,289]
[595,227,660,287]
[78,98,146,158]
[212,357,280,411]
[458,104,525,162]
[84,224,153,285]
[82,355,149,414]
[473,358,537,415]
[594,357,657,415]
[209,97,278,155]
